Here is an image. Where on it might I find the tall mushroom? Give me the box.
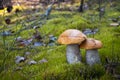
[58,29,86,64]
[80,38,102,66]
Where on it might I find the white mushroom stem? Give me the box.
[86,49,101,66]
[66,44,81,64]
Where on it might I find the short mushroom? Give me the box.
[80,38,102,66]
[58,29,86,64]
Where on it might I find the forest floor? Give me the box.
[0,1,120,80]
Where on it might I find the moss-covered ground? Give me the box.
[0,1,120,80]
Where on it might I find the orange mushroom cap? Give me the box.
[58,29,87,45]
[80,38,102,49]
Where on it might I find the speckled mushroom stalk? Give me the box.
[80,38,102,66]
[58,29,86,64]
[86,49,101,66]
[66,44,81,64]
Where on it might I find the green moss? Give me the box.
[0,2,120,80]
[100,74,116,80]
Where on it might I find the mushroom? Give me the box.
[80,38,102,66]
[58,29,86,64]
